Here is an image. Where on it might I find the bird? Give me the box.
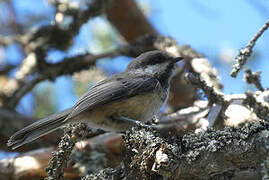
[7,50,183,149]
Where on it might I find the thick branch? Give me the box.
[45,123,91,180]
[119,121,269,179]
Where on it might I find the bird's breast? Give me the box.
[74,87,167,131]
[114,91,165,121]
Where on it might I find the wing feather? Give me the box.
[66,74,159,120]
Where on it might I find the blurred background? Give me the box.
[0,0,269,159]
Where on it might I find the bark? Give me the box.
[116,121,269,179]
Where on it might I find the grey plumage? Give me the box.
[7,50,183,149]
[67,74,160,120]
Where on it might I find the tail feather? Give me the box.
[7,109,72,149]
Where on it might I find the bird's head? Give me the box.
[126,50,183,87]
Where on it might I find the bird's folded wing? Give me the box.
[65,75,160,121]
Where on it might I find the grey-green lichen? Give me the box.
[119,121,269,179]
[45,123,91,180]
[81,168,123,180]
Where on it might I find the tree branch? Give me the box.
[230,19,269,77]
[116,121,269,179]
[0,0,113,109]
[45,123,91,180]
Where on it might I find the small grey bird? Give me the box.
[8,50,183,149]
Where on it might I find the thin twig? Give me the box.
[244,68,264,91]
[230,19,269,77]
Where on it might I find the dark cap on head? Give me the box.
[126,50,183,71]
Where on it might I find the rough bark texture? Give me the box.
[1,0,269,180]
[116,121,269,179]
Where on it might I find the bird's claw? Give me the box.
[135,121,151,129]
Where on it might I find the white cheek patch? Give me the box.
[134,63,167,75]
[144,64,161,74]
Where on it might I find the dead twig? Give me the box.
[244,68,264,91]
[230,19,269,77]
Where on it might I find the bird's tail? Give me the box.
[7,108,72,149]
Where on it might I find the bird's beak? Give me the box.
[172,57,184,63]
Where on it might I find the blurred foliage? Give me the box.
[33,82,57,118]
[89,18,120,53]
[73,67,107,97]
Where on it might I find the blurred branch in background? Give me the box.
[4,50,119,108]
[105,0,157,43]
[0,0,24,35]
[0,0,113,109]
[0,0,268,179]
[0,147,57,180]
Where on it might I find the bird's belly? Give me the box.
[114,93,163,121]
[75,92,165,131]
